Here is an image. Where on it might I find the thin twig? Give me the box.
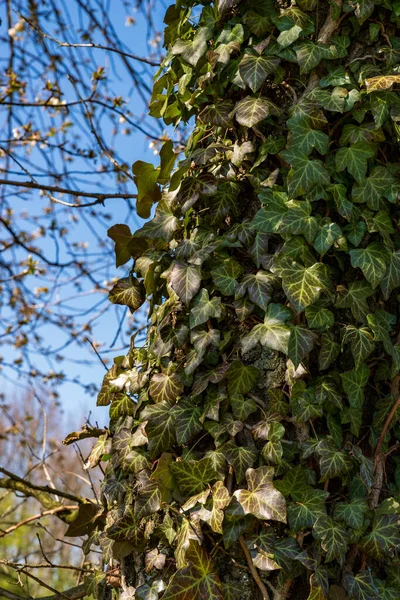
[374,395,400,466]
[238,536,270,600]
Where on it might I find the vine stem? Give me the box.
[374,395,400,467]
[238,536,270,600]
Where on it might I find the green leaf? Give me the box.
[236,271,274,310]
[163,541,223,600]
[334,499,368,529]
[352,166,395,210]
[168,261,202,304]
[316,439,353,481]
[289,123,329,155]
[349,243,389,289]
[171,401,203,445]
[135,202,179,242]
[343,572,379,600]
[336,280,374,322]
[108,276,145,313]
[344,221,366,247]
[171,457,217,496]
[134,469,162,519]
[276,257,331,312]
[132,160,161,218]
[172,27,211,66]
[108,224,148,267]
[141,402,176,459]
[319,333,340,370]
[227,360,260,394]
[280,200,319,243]
[367,309,395,354]
[274,465,310,498]
[211,258,243,296]
[313,515,349,562]
[199,481,231,534]
[277,25,303,48]
[296,41,334,73]
[314,377,342,408]
[282,150,330,197]
[149,372,183,404]
[199,100,235,128]
[305,306,334,332]
[190,289,222,328]
[252,192,288,233]
[223,442,257,483]
[288,326,316,368]
[313,222,342,256]
[342,326,375,369]
[233,96,280,127]
[335,143,374,184]
[352,0,376,24]
[360,515,400,559]
[234,466,286,522]
[239,53,279,93]
[241,303,291,354]
[65,503,103,537]
[381,251,400,299]
[158,139,176,184]
[287,488,328,532]
[230,393,257,421]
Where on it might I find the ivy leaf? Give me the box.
[190,289,222,328]
[313,515,349,562]
[276,257,331,312]
[132,161,161,218]
[314,377,342,408]
[234,466,286,522]
[360,515,400,559]
[316,440,353,481]
[65,503,104,537]
[296,41,334,73]
[289,123,329,155]
[135,202,179,242]
[149,372,183,404]
[141,402,176,459]
[282,150,330,197]
[236,271,274,310]
[319,333,340,370]
[280,200,319,244]
[352,0,377,24]
[252,192,288,233]
[134,470,162,519]
[349,243,389,289]
[211,258,244,296]
[277,25,303,49]
[352,166,394,210]
[168,261,202,304]
[233,96,281,127]
[241,303,291,354]
[163,541,223,600]
[274,465,310,498]
[335,143,374,184]
[313,222,342,256]
[199,481,231,534]
[199,100,235,128]
[171,457,217,496]
[288,326,316,368]
[343,571,379,600]
[227,360,260,394]
[334,499,368,529]
[305,306,334,332]
[336,280,374,322]
[109,277,145,313]
[342,326,375,368]
[172,26,211,66]
[367,309,395,354]
[171,400,203,445]
[239,53,279,92]
[108,224,148,267]
[230,393,257,421]
[381,251,400,300]
[365,74,400,92]
[223,442,257,483]
[287,489,328,532]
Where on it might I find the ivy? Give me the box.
[79,2,400,599]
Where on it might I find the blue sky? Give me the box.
[0,1,170,434]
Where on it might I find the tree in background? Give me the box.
[3,1,400,600]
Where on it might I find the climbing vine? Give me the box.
[75,1,400,598]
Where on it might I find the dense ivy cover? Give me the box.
[77,1,400,598]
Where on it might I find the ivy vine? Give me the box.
[75,1,400,599]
